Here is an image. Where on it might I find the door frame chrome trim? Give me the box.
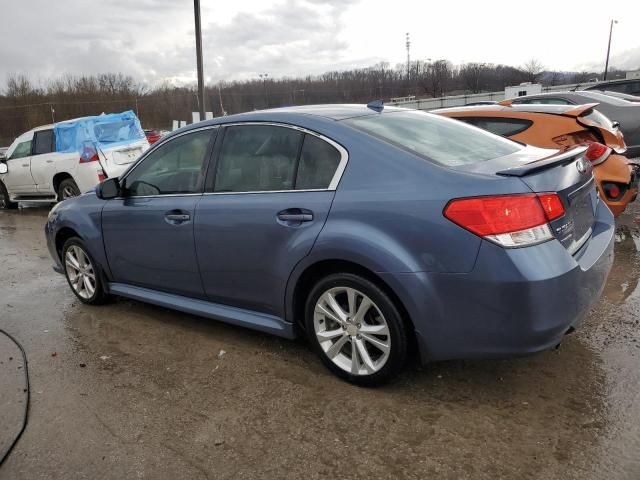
[116,121,349,198]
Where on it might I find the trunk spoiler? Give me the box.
[497,145,588,177]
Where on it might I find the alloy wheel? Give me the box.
[65,245,96,300]
[313,286,391,376]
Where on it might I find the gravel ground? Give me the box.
[0,202,639,480]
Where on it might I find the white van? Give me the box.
[0,111,149,208]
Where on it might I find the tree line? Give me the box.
[0,60,609,145]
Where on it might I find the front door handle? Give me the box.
[277,208,314,223]
[165,210,191,224]
[22,163,29,167]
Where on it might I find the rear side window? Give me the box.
[460,117,533,137]
[295,135,341,190]
[9,140,32,160]
[214,125,303,192]
[33,130,55,155]
[344,111,521,166]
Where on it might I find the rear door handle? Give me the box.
[165,210,191,224]
[46,159,54,164]
[277,209,314,223]
[22,163,29,167]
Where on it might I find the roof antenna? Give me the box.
[367,99,384,113]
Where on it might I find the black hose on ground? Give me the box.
[0,328,30,467]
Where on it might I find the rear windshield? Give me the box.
[344,110,521,166]
[581,108,615,129]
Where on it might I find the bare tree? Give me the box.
[460,63,487,93]
[522,58,545,83]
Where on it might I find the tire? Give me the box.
[58,178,80,201]
[61,237,110,305]
[0,181,18,209]
[304,273,408,386]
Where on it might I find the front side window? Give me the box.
[9,140,32,160]
[214,125,303,192]
[124,129,213,196]
[461,117,533,137]
[33,130,55,155]
[345,111,521,166]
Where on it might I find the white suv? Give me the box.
[0,112,150,208]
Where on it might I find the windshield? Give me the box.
[577,91,632,106]
[344,110,521,166]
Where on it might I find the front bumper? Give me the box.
[381,200,615,363]
[45,219,64,274]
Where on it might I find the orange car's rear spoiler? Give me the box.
[561,103,599,117]
[497,100,599,117]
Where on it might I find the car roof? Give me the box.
[222,104,408,121]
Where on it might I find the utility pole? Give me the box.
[603,19,618,81]
[259,73,269,108]
[217,84,226,116]
[405,32,411,80]
[193,0,206,120]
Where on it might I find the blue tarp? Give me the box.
[54,110,145,153]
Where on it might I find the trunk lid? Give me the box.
[462,145,598,254]
[99,139,149,166]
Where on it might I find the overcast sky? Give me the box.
[1,0,639,87]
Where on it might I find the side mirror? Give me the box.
[0,162,7,175]
[612,121,620,129]
[96,177,120,200]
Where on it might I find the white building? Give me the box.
[504,82,542,99]
[626,70,640,80]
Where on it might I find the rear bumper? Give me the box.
[381,201,615,363]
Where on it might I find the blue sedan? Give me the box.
[45,104,615,385]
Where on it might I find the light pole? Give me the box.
[405,32,411,80]
[259,73,269,108]
[603,19,618,81]
[193,0,206,120]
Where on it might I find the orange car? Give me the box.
[435,103,638,216]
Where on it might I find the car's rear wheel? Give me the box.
[62,238,109,305]
[0,181,18,209]
[305,273,408,386]
[58,178,80,201]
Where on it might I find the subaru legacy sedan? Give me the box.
[45,104,614,386]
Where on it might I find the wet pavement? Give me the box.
[0,203,639,480]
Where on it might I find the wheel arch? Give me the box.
[52,172,74,196]
[287,259,417,347]
[55,226,81,261]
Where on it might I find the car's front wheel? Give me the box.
[62,238,109,305]
[305,273,409,386]
[0,181,18,209]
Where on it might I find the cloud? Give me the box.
[0,0,364,89]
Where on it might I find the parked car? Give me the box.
[0,111,149,209]
[0,147,7,161]
[434,103,638,216]
[583,78,640,96]
[45,105,614,385]
[502,91,640,159]
[592,90,640,103]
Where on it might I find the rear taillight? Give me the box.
[444,193,565,247]
[97,169,108,182]
[80,145,99,163]
[584,142,611,165]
